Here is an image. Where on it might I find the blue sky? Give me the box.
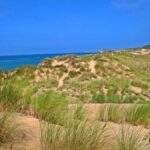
[0,0,150,55]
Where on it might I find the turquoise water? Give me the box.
[0,53,90,71]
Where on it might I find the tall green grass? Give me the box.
[40,118,107,150]
[98,105,126,123]
[0,78,36,112]
[33,90,68,124]
[72,104,85,120]
[126,104,150,127]
[97,104,150,127]
[0,82,22,111]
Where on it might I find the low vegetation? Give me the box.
[0,113,16,146]
[115,126,150,150]
[0,48,150,149]
[40,119,107,150]
[97,104,150,127]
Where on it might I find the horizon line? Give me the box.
[0,51,97,57]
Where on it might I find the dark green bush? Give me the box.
[69,71,80,78]
[92,92,106,103]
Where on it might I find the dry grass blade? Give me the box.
[114,126,150,150]
[0,113,17,146]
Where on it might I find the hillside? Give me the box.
[0,48,150,150]
[1,48,150,103]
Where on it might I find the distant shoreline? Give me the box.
[0,52,97,71]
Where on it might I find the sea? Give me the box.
[0,52,92,71]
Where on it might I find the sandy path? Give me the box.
[1,114,41,150]
[89,60,96,74]
[58,73,68,88]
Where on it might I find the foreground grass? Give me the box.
[115,126,150,150]
[33,90,68,124]
[0,113,16,146]
[40,119,107,150]
[40,108,150,150]
[0,51,150,149]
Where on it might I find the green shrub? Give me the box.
[106,95,122,103]
[55,65,68,73]
[15,65,36,75]
[78,72,97,81]
[69,71,80,78]
[123,96,136,103]
[92,92,106,103]
[131,80,149,90]
[42,58,52,67]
